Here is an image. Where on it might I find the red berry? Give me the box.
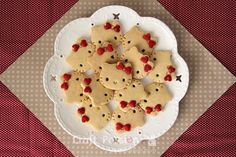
[84,86,92,93]
[164,74,172,81]
[72,44,80,52]
[120,101,128,108]
[84,78,92,85]
[129,100,136,107]
[61,82,68,90]
[145,107,153,114]
[113,25,120,32]
[106,44,113,52]
[167,65,175,73]
[154,104,162,112]
[82,115,89,123]
[63,73,71,81]
[140,55,149,63]
[116,122,123,130]
[80,39,87,47]
[97,47,104,56]
[124,66,132,75]
[124,124,131,131]
[148,40,156,48]
[143,33,151,41]
[77,107,85,115]
[116,62,125,70]
[144,64,152,72]
[104,22,112,29]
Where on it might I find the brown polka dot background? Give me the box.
[1,0,235,156]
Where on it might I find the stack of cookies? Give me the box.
[60,21,176,133]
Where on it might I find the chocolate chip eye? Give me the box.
[119,94,122,97]
[96,79,99,82]
[88,50,91,53]
[111,55,114,59]
[76,78,79,81]
[156,88,159,92]
[79,64,83,67]
[106,78,109,81]
[125,59,128,62]
[136,71,139,74]
[122,78,125,82]
[89,104,92,107]
[99,66,102,70]
[118,115,121,118]
[127,41,131,44]
[80,93,83,96]
[104,93,108,96]
[153,58,157,61]
[114,36,117,40]
[132,85,136,87]
[98,40,101,44]
[133,110,136,113]
[142,49,145,52]
[144,99,147,103]
[156,74,159,77]
[136,23,139,25]
[102,114,105,117]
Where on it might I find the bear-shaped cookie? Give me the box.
[77,100,112,131]
[122,26,157,55]
[87,42,118,72]
[112,106,145,133]
[114,80,147,112]
[139,82,172,116]
[99,62,132,90]
[66,38,95,72]
[91,21,123,47]
[148,50,176,83]
[122,46,154,79]
[80,73,114,106]
[60,71,88,103]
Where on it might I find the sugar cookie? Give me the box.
[122,26,157,55]
[122,46,154,79]
[60,71,88,103]
[99,62,132,90]
[148,50,176,83]
[114,80,147,112]
[139,82,172,116]
[66,38,95,72]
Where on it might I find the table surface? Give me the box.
[0,0,235,156]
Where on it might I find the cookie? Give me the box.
[66,38,95,72]
[122,46,154,79]
[80,73,114,106]
[122,26,157,55]
[112,106,145,133]
[99,62,132,90]
[60,71,88,103]
[114,80,147,112]
[139,82,172,116]
[148,50,176,83]
[77,100,112,130]
[91,21,123,47]
[87,42,118,72]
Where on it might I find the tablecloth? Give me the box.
[0,0,235,156]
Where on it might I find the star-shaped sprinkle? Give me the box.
[113,13,120,19]
[113,137,119,143]
[50,75,56,81]
[176,75,182,82]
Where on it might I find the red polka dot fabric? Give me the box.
[0,0,235,156]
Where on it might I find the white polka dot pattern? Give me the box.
[0,0,235,156]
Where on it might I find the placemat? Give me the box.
[0,0,235,156]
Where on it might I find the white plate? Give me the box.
[43,5,189,152]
